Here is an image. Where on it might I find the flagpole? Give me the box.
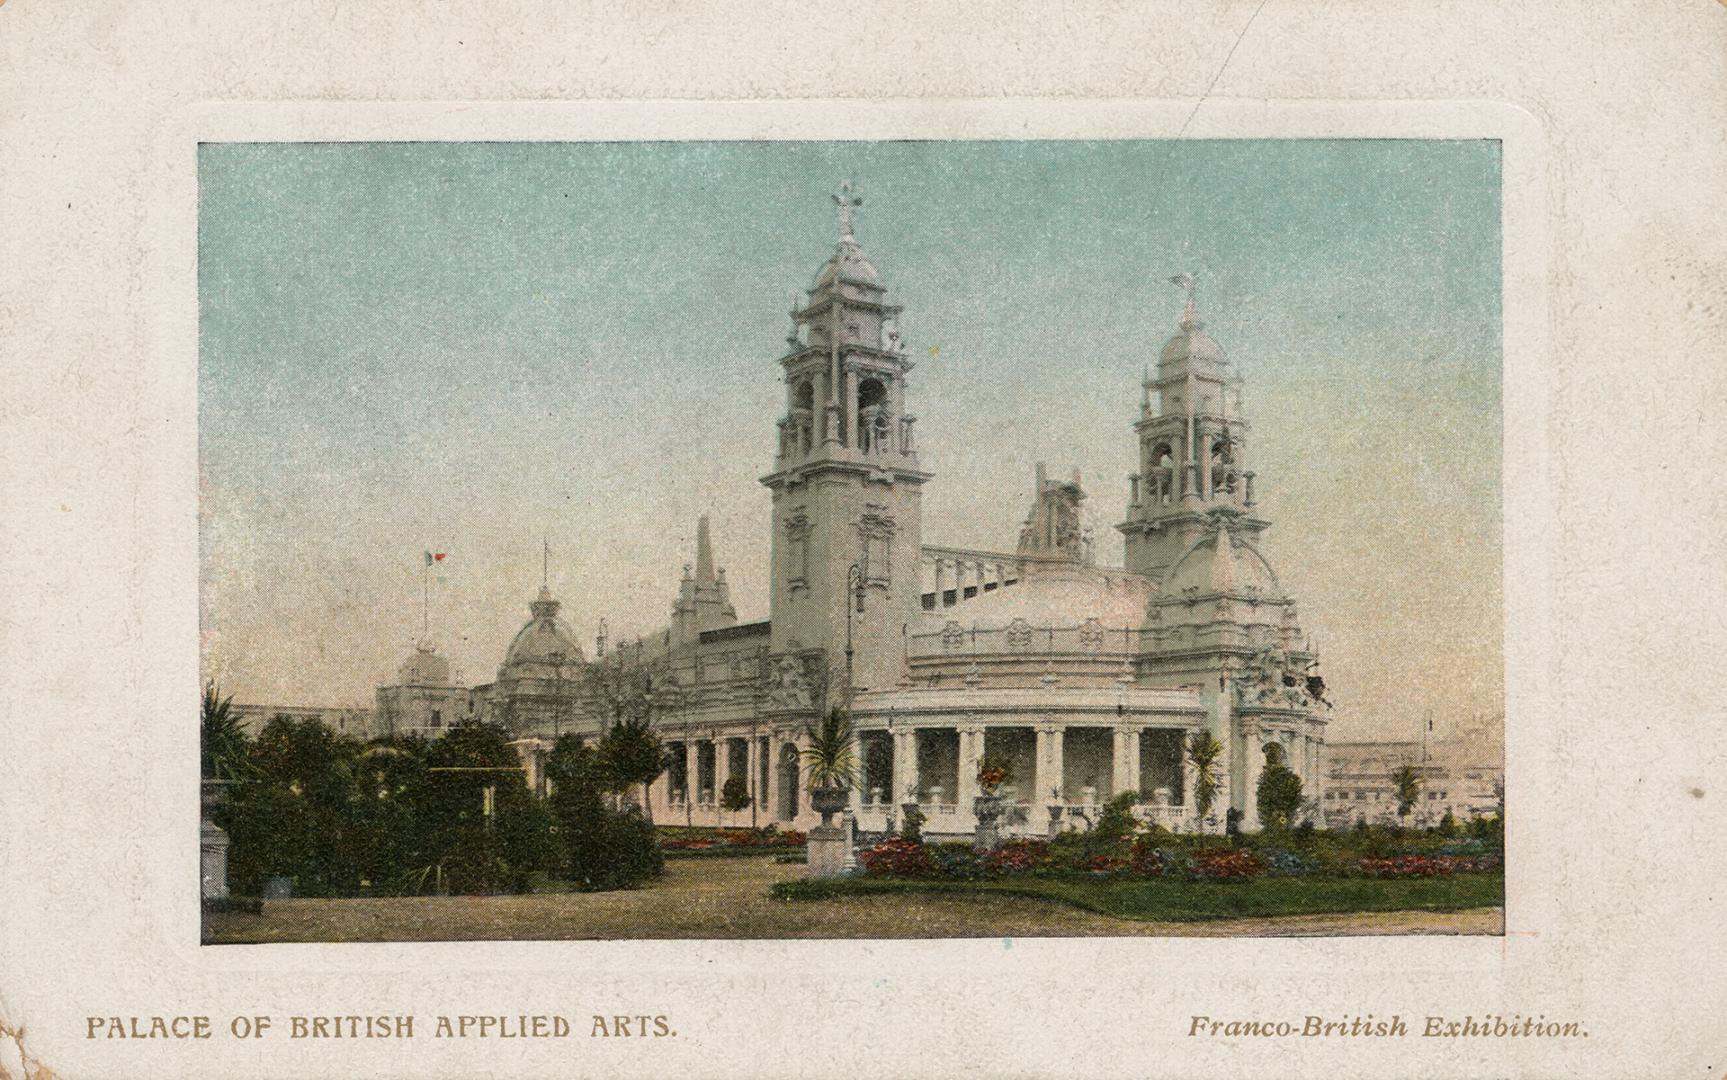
[422,559,429,643]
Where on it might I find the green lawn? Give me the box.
[772,873,1504,923]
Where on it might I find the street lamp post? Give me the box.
[844,563,865,703]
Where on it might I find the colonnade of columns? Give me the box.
[664,733,782,820]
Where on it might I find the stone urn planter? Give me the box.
[810,785,850,828]
[972,794,1005,852]
[1046,803,1065,839]
[199,778,235,903]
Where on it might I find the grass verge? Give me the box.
[771,873,1504,923]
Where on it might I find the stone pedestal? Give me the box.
[1047,804,1065,839]
[200,778,233,902]
[973,795,1004,852]
[200,820,231,902]
[806,825,849,878]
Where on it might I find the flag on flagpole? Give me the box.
[423,550,446,566]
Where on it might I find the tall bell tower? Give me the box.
[1118,274,1269,582]
[762,184,932,693]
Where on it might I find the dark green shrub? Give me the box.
[565,807,664,891]
[720,775,753,813]
[900,804,926,843]
[442,828,512,895]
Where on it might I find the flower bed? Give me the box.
[1356,854,1502,878]
[659,828,805,852]
[854,834,1500,884]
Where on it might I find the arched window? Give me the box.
[857,377,889,452]
[1149,441,1176,503]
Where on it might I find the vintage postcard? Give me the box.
[195,135,1507,945]
[3,4,1725,1078]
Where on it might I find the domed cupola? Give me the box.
[396,641,452,686]
[812,180,881,287]
[1158,282,1227,370]
[502,585,584,674]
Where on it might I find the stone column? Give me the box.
[746,737,762,816]
[932,559,946,608]
[711,739,726,804]
[1202,423,1216,499]
[847,731,864,814]
[1180,729,1200,823]
[844,366,858,448]
[684,741,699,806]
[1242,725,1265,831]
[957,725,983,810]
[1119,728,1142,797]
[1035,724,1066,804]
[892,729,920,805]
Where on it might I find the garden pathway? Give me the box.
[204,857,1503,944]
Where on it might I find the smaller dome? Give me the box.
[396,642,451,686]
[504,586,584,671]
[1160,323,1226,367]
[1163,524,1279,597]
[814,239,880,287]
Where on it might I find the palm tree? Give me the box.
[800,707,859,790]
[1392,763,1422,821]
[200,680,251,782]
[1185,731,1224,824]
[800,707,858,828]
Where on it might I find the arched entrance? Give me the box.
[777,743,801,822]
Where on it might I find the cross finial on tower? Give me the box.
[832,180,863,242]
[1169,272,1199,327]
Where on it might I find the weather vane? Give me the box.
[833,180,863,241]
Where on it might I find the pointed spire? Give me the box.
[1169,272,1201,330]
[1210,523,1236,593]
[530,583,560,620]
[833,180,863,243]
[695,515,716,588]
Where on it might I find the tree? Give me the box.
[200,681,251,782]
[221,716,363,896]
[600,714,669,824]
[351,734,432,892]
[1254,743,1304,832]
[1391,763,1423,821]
[582,653,657,736]
[1185,731,1224,823]
[412,720,554,891]
[545,734,663,891]
[720,775,752,826]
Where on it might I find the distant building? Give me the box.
[230,702,376,740]
[373,643,476,737]
[1323,725,1502,827]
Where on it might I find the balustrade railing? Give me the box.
[909,622,1152,658]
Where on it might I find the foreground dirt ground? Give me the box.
[204,856,1504,943]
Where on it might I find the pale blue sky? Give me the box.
[200,139,1502,740]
